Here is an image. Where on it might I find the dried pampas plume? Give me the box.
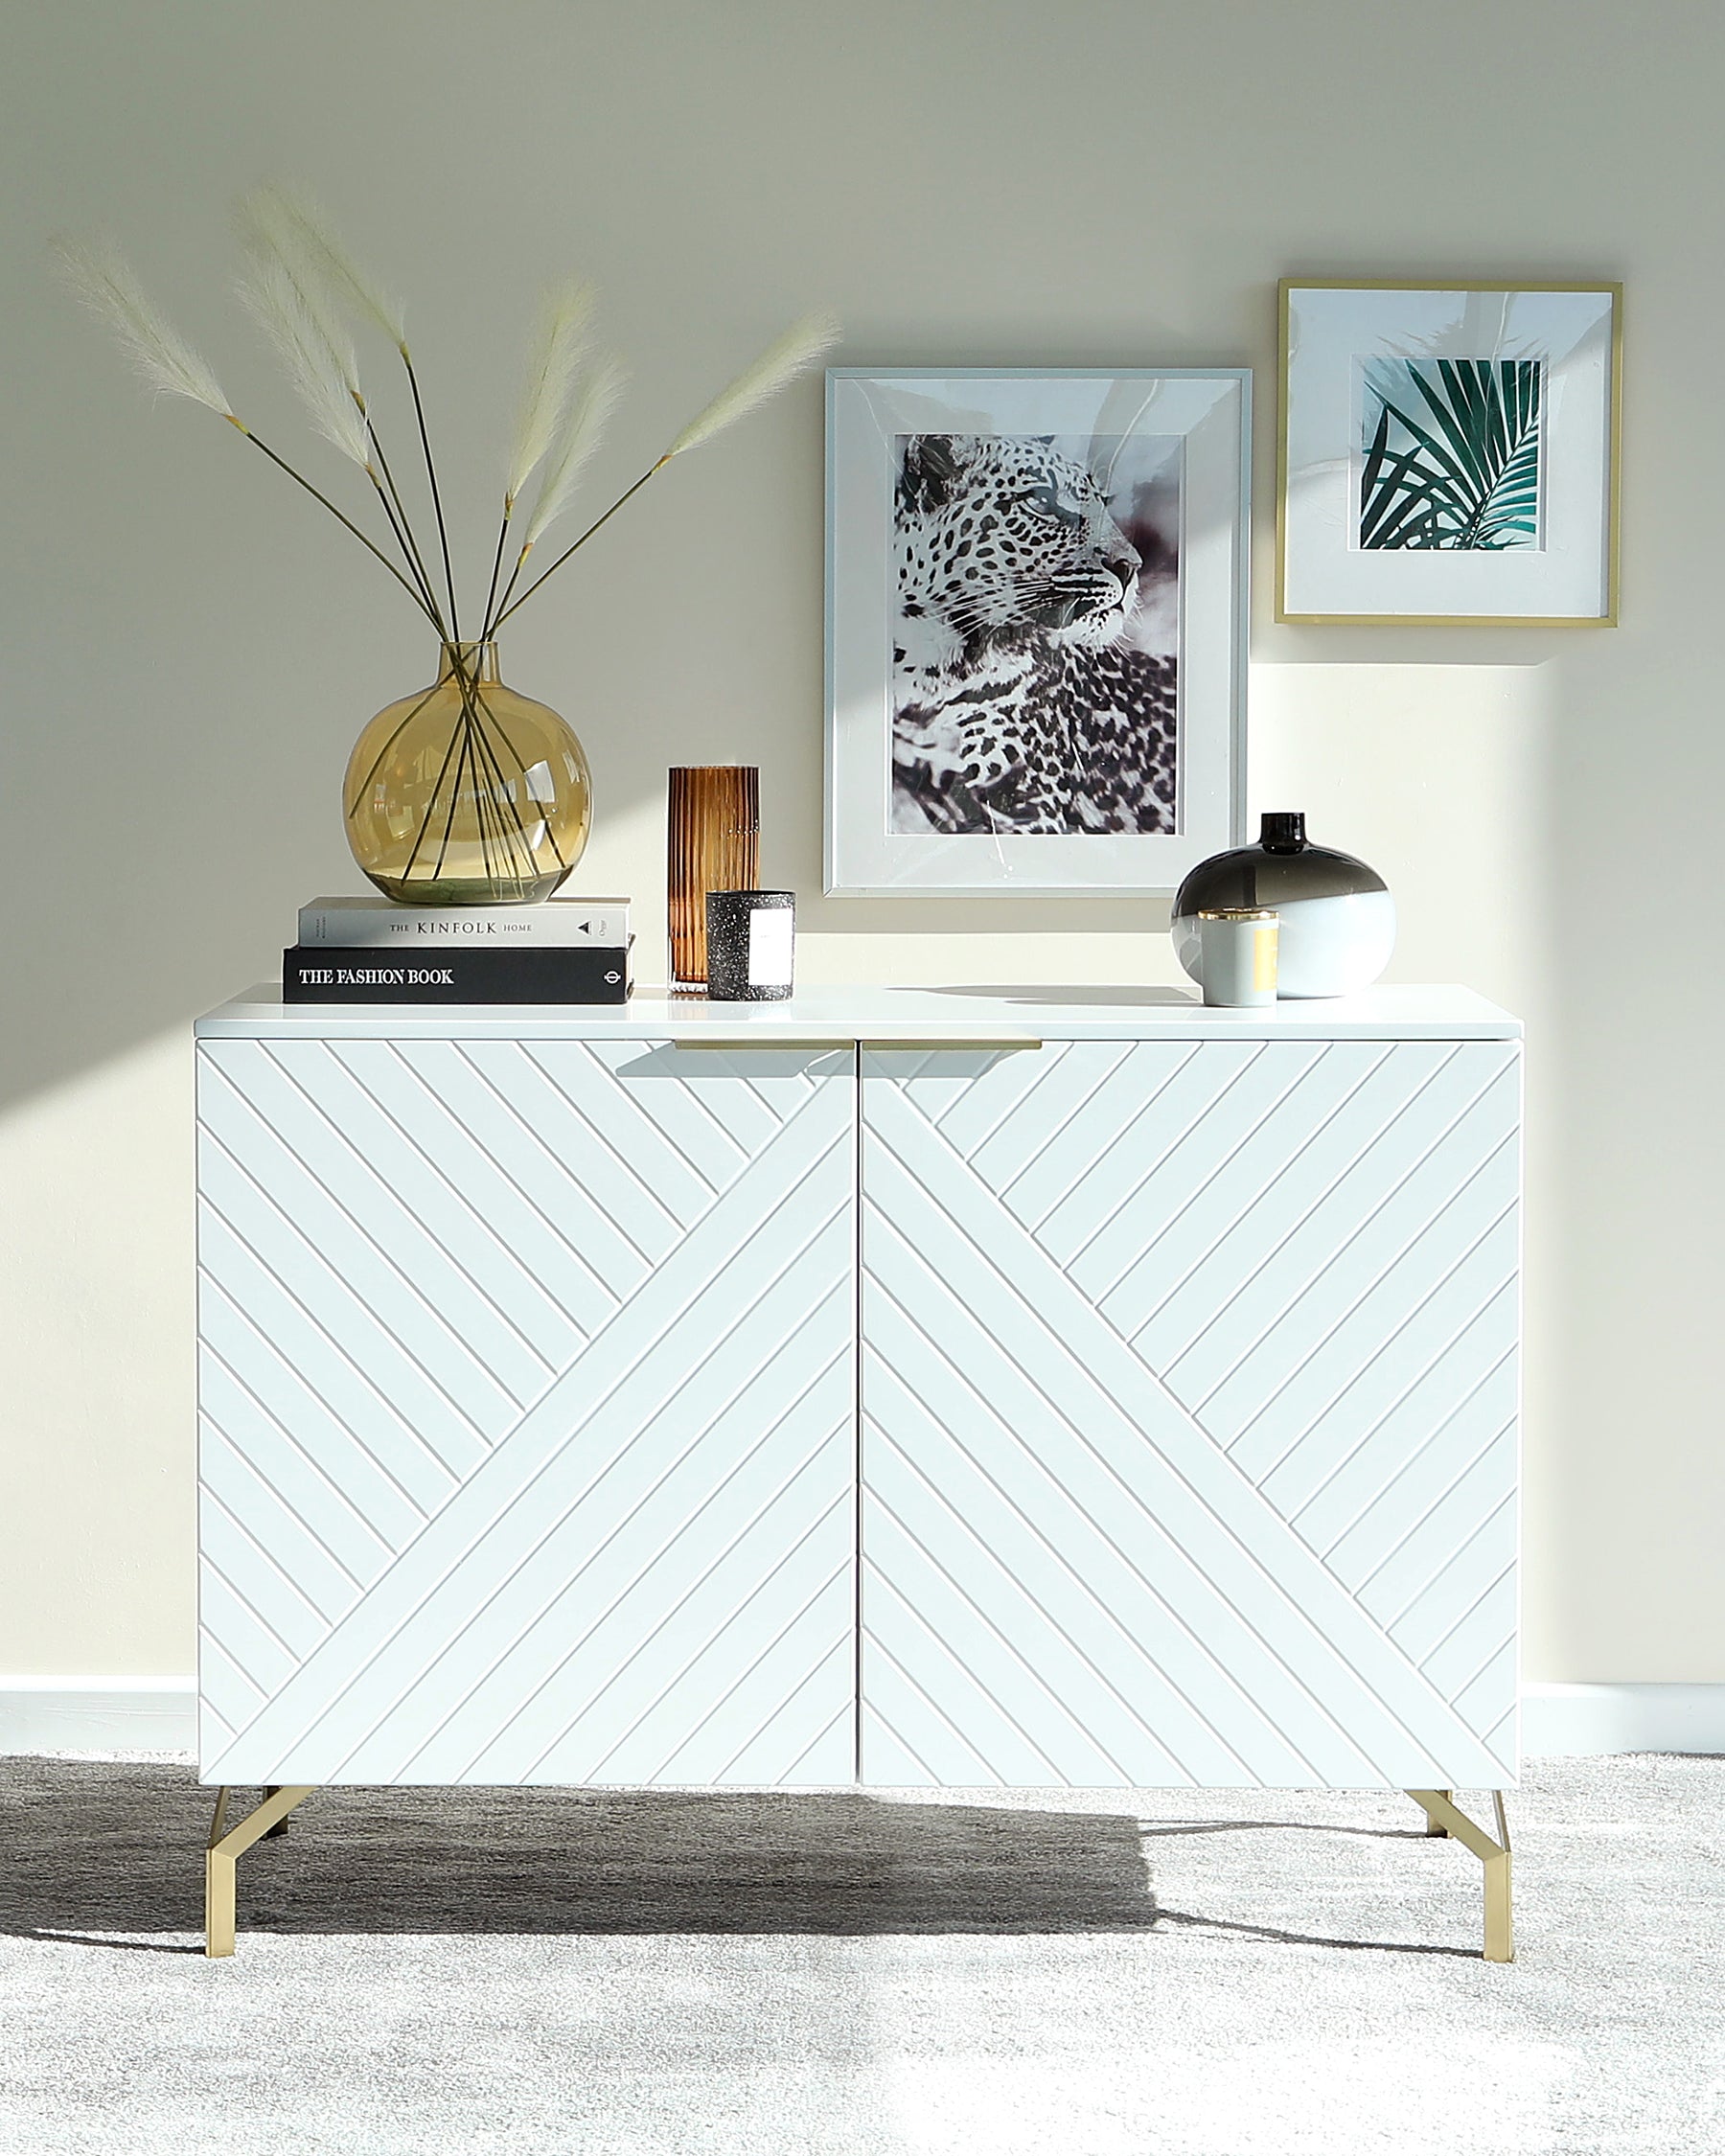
[506,282,596,507]
[237,193,366,402]
[664,310,839,461]
[241,185,407,353]
[236,256,373,469]
[49,237,233,418]
[524,356,625,547]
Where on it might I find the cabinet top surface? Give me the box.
[197,982,1520,1042]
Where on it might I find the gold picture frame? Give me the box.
[1276,278,1622,627]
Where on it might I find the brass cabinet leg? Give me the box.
[1421,1788,1453,1836]
[1484,1791,1513,1964]
[1407,1789,1514,1962]
[1483,1843,1513,1964]
[205,1843,237,1960]
[203,1784,316,1958]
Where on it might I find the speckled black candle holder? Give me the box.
[704,889,794,1001]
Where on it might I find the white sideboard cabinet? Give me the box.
[195,986,1521,1957]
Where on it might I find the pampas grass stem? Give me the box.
[234,421,440,623]
[479,511,513,651]
[366,438,446,629]
[490,460,663,631]
[406,356,460,640]
[361,409,446,629]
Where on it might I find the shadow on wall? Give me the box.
[0,419,1207,1120]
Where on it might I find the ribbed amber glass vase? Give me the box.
[667,766,759,987]
[344,642,592,905]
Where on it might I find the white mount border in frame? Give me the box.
[1278,280,1622,626]
[825,368,1250,898]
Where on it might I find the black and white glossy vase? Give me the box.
[1173,813,1395,999]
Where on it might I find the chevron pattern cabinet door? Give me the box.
[859,1040,1520,1790]
[197,1039,857,1786]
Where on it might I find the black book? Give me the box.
[282,943,632,1005]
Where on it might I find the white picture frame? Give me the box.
[825,367,1250,898]
[1278,280,1621,626]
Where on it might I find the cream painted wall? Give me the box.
[1,0,1719,1683]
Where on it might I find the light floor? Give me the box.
[0,1756,1719,2155]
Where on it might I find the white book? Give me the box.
[297,895,631,948]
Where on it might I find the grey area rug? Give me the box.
[0,1757,1720,2155]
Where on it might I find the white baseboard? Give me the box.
[1519,1682,1725,1757]
[0,1677,196,1753]
[3,1679,1721,1762]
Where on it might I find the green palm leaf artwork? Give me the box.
[1359,356,1543,551]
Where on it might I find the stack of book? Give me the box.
[284,896,632,1004]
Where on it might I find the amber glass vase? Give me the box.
[667,766,759,987]
[344,642,592,905]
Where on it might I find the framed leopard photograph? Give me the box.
[825,368,1249,896]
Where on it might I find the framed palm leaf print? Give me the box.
[1278,281,1621,625]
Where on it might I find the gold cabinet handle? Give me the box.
[670,1037,1046,1052]
[861,1039,1045,1053]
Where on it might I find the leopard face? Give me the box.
[894,434,1142,672]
